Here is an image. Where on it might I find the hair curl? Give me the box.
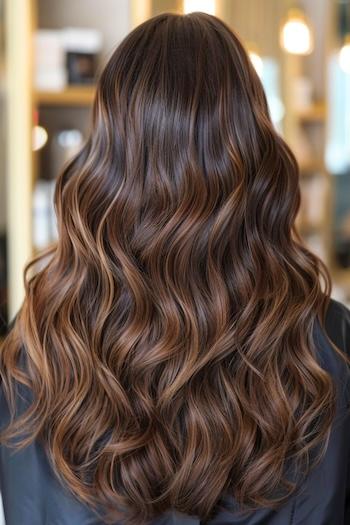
[0,11,344,525]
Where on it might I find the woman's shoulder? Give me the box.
[326,295,350,321]
[322,296,350,358]
[313,296,350,405]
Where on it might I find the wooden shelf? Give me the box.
[332,267,350,288]
[299,159,326,174]
[296,219,325,236]
[295,102,326,123]
[34,85,96,106]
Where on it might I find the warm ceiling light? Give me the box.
[246,42,263,77]
[248,49,263,77]
[183,0,215,15]
[280,8,313,55]
[339,35,350,74]
[32,125,48,151]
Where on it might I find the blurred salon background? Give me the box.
[1,0,350,336]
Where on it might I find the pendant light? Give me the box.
[32,109,48,152]
[183,0,216,15]
[339,34,350,73]
[338,2,350,73]
[280,7,314,55]
[249,51,263,77]
[247,43,263,77]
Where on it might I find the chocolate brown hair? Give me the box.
[0,11,344,524]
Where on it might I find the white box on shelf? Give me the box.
[60,27,103,54]
[34,30,66,91]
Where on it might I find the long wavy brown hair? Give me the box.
[0,10,345,525]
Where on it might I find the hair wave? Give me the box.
[0,11,344,525]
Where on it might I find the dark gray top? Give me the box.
[1,296,350,524]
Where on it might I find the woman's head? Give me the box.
[64,10,299,251]
[0,11,338,525]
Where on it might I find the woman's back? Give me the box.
[1,11,350,525]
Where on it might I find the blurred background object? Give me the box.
[280,7,314,55]
[34,27,102,90]
[1,0,350,340]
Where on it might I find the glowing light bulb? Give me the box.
[32,125,48,151]
[339,36,350,74]
[183,0,215,15]
[280,9,313,55]
[249,51,263,77]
